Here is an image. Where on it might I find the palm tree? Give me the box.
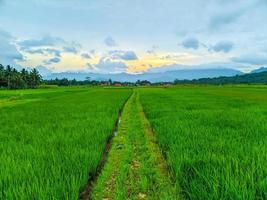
[5,65,12,89]
[30,68,41,88]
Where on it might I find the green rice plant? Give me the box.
[139,86,267,200]
[0,87,131,199]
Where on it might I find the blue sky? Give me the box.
[0,0,267,74]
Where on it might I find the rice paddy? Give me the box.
[1,85,267,199]
[139,86,267,199]
[0,87,131,199]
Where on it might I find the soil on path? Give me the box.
[90,90,179,200]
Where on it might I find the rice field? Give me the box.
[1,85,267,199]
[139,86,267,199]
[0,87,131,199]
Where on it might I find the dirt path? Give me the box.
[91,90,179,200]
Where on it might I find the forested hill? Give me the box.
[174,71,267,84]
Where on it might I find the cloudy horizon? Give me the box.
[0,0,267,74]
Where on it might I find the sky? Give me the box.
[0,0,267,74]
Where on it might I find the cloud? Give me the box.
[208,1,255,31]
[209,12,242,30]
[146,62,242,73]
[94,57,127,73]
[0,29,13,40]
[24,48,61,57]
[0,30,24,67]
[2,1,267,73]
[208,0,266,32]
[19,35,65,48]
[181,38,199,49]
[63,41,81,54]
[86,63,97,71]
[147,50,156,55]
[24,49,44,54]
[210,41,234,53]
[90,49,96,55]
[45,49,61,57]
[109,50,138,60]
[104,36,117,47]
[231,54,267,65]
[36,65,52,76]
[81,53,92,59]
[19,36,81,56]
[0,42,24,61]
[63,46,78,54]
[147,45,158,55]
[43,57,61,65]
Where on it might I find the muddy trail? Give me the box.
[82,90,179,200]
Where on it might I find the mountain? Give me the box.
[175,71,267,84]
[250,67,267,74]
[44,68,243,83]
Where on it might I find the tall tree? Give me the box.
[5,65,12,89]
[0,64,6,87]
[21,68,30,88]
[29,68,41,88]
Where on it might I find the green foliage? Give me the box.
[1,85,267,199]
[174,71,267,85]
[92,91,178,199]
[0,87,131,199]
[43,78,144,87]
[0,64,41,89]
[140,86,267,199]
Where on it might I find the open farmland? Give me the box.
[1,85,267,199]
[139,86,267,199]
[0,87,131,199]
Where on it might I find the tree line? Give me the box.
[174,71,267,85]
[43,78,153,86]
[0,64,41,89]
[2,63,267,89]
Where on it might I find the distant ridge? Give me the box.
[44,68,243,83]
[250,67,267,74]
[174,71,267,84]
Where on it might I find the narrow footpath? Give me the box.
[91,90,179,200]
